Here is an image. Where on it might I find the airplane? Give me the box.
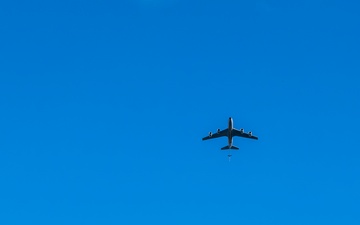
[202,117,258,150]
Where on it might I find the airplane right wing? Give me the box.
[232,129,259,140]
[202,128,228,141]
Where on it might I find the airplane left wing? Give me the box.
[232,129,259,140]
[202,129,228,140]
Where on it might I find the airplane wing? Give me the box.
[232,129,259,140]
[202,129,228,140]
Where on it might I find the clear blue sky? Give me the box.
[1,1,359,224]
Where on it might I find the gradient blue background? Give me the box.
[1,1,359,224]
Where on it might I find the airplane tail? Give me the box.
[221,145,239,150]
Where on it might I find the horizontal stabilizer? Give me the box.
[221,145,239,150]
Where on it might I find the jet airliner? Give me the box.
[202,117,258,150]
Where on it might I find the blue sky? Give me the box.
[1,0,360,224]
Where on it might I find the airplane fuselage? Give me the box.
[228,117,233,147]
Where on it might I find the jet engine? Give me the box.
[209,132,212,137]
[240,128,244,133]
[248,131,252,136]
[217,128,220,133]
